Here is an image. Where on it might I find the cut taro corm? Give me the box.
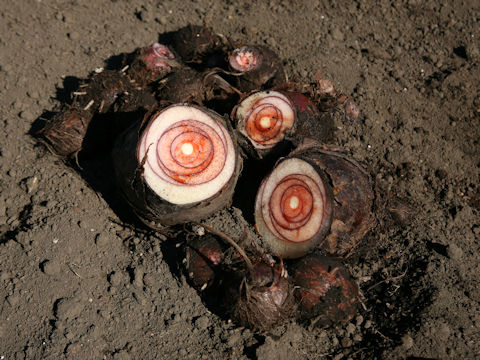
[232,90,334,158]
[291,253,359,326]
[232,90,295,158]
[112,104,242,227]
[290,139,376,256]
[254,156,333,259]
[225,260,297,331]
[228,45,286,93]
[127,43,180,87]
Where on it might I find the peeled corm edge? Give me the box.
[229,46,261,72]
[113,104,241,226]
[127,43,179,86]
[254,158,333,258]
[227,45,286,92]
[233,90,295,152]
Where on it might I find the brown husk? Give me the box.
[156,67,238,106]
[156,67,208,104]
[72,70,134,114]
[290,139,376,256]
[291,253,359,327]
[185,234,226,290]
[111,105,243,227]
[282,90,334,145]
[37,106,93,157]
[170,24,227,64]
[113,88,157,113]
[225,261,297,331]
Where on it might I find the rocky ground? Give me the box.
[0,0,479,359]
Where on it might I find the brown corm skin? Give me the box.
[282,90,335,146]
[38,107,93,157]
[127,45,178,87]
[156,67,207,104]
[290,139,376,256]
[186,235,226,290]
[226,261,297,331]
[72,70,134,114]
[291,253,358,327]
[171,25,226,64]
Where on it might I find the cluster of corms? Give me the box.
[37,25,375,331]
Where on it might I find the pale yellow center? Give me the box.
[289,196,299,209]
[259,116,272,129]
[181,142,194,155]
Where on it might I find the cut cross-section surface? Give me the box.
[254,157,333,258]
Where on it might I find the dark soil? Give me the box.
[0,0,479,359]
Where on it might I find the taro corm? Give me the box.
[38,106,93,157]
[186,234,226,291]
[227,45,286,92]
[112,104,242,227]
[254,156,333,259]
[35,23,374,334]
[127,43,180,87]
[290,139,376,256]
[232,89,334,158]
[232,90,296,158]
[291,253,359,326]
[224,260,297,331]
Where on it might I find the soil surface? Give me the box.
[1,0,479,359]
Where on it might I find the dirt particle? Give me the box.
[132,267,144,288]
[447,243,463,260]
[41,259,61,275]
[401,334,414,349]
[108,271,125,287]
[6,294,20,306]
[143,273,156,289]
[19,110,35,121]
[55,296,85,320]
[113,350,132,360]
[20,176,39,194]
[331,28,345,42]
[227,331,242,346]
[345,322,356,337]
[95,233,109,247]
[68,32,80,40]
[194,315,210,330]
[437,322,452,340]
